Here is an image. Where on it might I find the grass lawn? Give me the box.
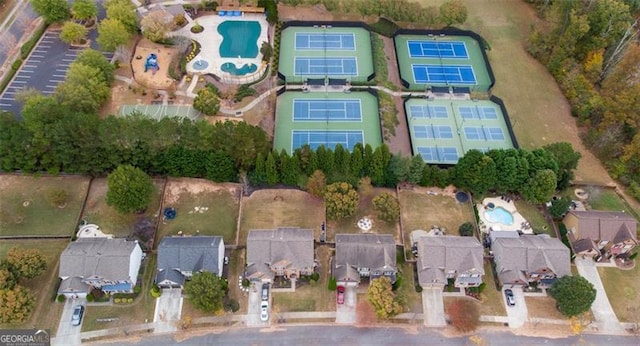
[598,263,640,323]
[525,296,567,320]
[238,189,325,246]
[81,178,165,239]
[272,246,334,313]
[479,261,506,316]
[0,175,90,237]
[0,239,69,332]
[585,187,635,214]
[395,262,422,314]
[514,199,554,237]
[157,179,241,244]
[81,254,157,332]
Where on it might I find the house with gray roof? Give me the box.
[563,210,637,259]
[492,235,570,288]
[416,236,484,289]
[58,238,143,297]
[245,227,315,284]
[155,236,225,288]
[334,234,396,287]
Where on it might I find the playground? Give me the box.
[131,39,176,89]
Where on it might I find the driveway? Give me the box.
[503,287,528,328]
[153,288,183,333]
[421,288,446,326]
[246,282,264,326]
[574,258,624,333]
[335,285,356,324]
[54,297,85,346]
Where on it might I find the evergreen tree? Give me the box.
[251,152,266,185]
[265,151,279,185]
[408,154,425,184]
[350,144,364,177]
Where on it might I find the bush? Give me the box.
[86,294,95,302]
[133,285,141,294]
[467,282,486,294]
[114,298,121,304]
[190,24,204,33]
[150,285,161,298]
[234,84,256,102]
[57,294,66,303]
[458,222,475,236]
[328,276,337,291]
[416,285,423,293]
[629,252,638,260]
[310,272,320,282]
[224,298,240,312]
[11,59,23,71]
[174,14,187,27]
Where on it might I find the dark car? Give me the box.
[262,283,269,301]
[337,286,345,305]
[504,289,515,307]
[71,305,84,326]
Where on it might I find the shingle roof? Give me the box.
[59,238,139,281]
[246,228,314,280]
[334,234,396,281]
[156,236,223,282]
[416,236,484,286]
[567,210,637,243]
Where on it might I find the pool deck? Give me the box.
[172,14,268,83]
[476,197,532,235]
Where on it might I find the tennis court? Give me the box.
[407,40,468,58]
[293,99,362,121]
[412,64,476,84]
[275,91,382,153]
[394,33,493,91]
[279,25,373,82]
[294,57,358,76]
[295,32,356,50]
[405,98,515,164]
[119,104,201,120]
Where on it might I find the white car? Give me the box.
[260,301,269,322]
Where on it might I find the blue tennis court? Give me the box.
[412,64,476,84]
[295,32,356,51]
[413,125,453,139]
[409,105,449,119]
[464,126,505,141]
[291,130,363,151]
[293,99,362,121]
[407,40,468,58]
[459,106,498,120]
[417,146,459,163]
[294,57,358,76]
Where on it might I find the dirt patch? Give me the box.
[277,4,333,21]
[380,35,402,88]
[164,178,241,205]
[385,95,412,156]
[132,39,178,90]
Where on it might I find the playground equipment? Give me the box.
[144,53,159,75]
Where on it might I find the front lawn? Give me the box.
[525,296,567,320]
[598,263,640,323]
[395,262,422,314]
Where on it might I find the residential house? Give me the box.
[245,227,315,283]
[416,236,484,289]
[58,238,143,297]
[563,210,638,259]
[492,235,570,288]
[155,236,225,288]
[334,234,396,287]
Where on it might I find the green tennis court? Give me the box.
[275,91,382,153]
[120,104,201,120]
[406,98,515,164]
[279,25,374,83]
[395,34,492,91]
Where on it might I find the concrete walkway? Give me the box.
[574,258,625,333]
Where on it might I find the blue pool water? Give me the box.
[484,207,514,225]
[221,62,258,76]
[218,20,261,58]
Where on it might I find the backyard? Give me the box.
[478,261,506,316]
[598,263,640,323]
[0,175,90,237]
[0,239,70,333]
[238,189,325,245]
[513,199,554,237]
[157,179,241,244]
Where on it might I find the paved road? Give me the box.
[154,288,183,333]
[335,285,356,324]
[575,258,625,333]
[422,287,445,326]
[54,298,85,346]
[504,286,528,328]
[0,0,36,66]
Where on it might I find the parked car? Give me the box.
[261,283,269,301]
[504,289,515,307]
[260,301,269,322]
[71,305,84,326]
[337,286,345,304]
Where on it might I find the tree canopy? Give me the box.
[106,165,155,214]
[367,277,402,319]
[0,286,34,323]
[439,0,468,27]
[372,192,400,223]
[549,275,597,317]
[104,0,139,33]
[141,10,175,43]
[6,247,46,280]
[55,62,110,114]
[31,0,70,24]
[59,21,88,45]
[97,18,132,52]
[183,271,228,313]
[71,0,97,21]
[193,87,220,115]
[324,182,359,220]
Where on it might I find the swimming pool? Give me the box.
[484,207,514,225]
[218,20,261,58]
[221,62,258,76]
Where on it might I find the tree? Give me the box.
[543,142,581,190]
[105,0,138,33]
[549,275,596,317]
[141,10,174,43]
[448,299,480,332]
[72,0,97,21]
[521,169,557,204]
[454,150,497,195]
[260,41,273,62]
[306,170,326,198]
[0,265,17,290]
[324,182,359,220]
[106,165,155,213]
[97,18,132,52]
[408,154,425,185]
[193,88,220,115]
[549,197,572,219]
[458,222,474,236]
[0,285,34,323]
[55,63,110,113]
[31,0,70,24]
[367,277,402,319]
[439,0,468,26]
[372,192,400,223]
[6,247,46,280]
[183,271,228,313]
[59,21,88,45]
[251,152,266,185]
[265,151,279,186]
[76,49,116,85]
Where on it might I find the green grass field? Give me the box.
[598,263,640,323]
[0,175,90,237]
[514,199,554,237]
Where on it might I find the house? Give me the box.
[416,236,484,289]
[155,236,225,288]
[334,234,396,287]
[563,210,638,259]
[492,235,570,288]
[245,227,315,283]
[58,238,143,297]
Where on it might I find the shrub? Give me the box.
[629,252,638,260]
[224,298,240,312]
[127,298,133,303]
[310,272,320,282]
[48,188,68,207]
[190,23,204,33]
[234,84,256,102]
[133,285,141,294]
[458,222,475,236]
[57,294,66,303]
[86,294,95,302]
[328,276,337,291]
[150,285,161,298]
[11,59,23,71]
[114,298,121,304]
[416,285,423,293]
[174,14,186,27]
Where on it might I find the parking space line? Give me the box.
[61,58,75,62]
[2,98,16,101]
[14,75,31,79]
[12,80,27,84]
[27,60,42,64]
[31,54,45,58]
[20,70,34,73]
[52,74,66,78]
[23,64,38,68]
